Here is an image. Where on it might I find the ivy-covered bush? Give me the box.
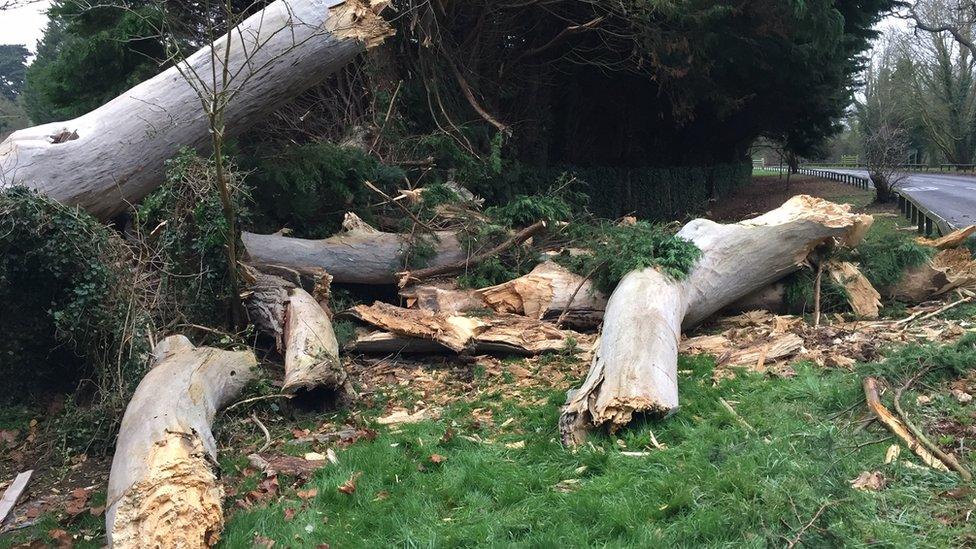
[137,148,249,327]
[0,187,149,445]
[243,141,405,237]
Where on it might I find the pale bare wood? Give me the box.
[243,222,465,285]
[0,470,32,525]
[560,196,873,445]
[862,376,949,473]
[282,288,347,394]
[0,0,393,220]
[827,260,882,319]
[106,336,257,548]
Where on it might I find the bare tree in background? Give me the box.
[857,38,911,202]
[903,0,976,55]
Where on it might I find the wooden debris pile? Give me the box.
[682,303,973,383]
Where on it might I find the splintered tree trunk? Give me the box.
[0,0,392,220]
[282,287,348,394]
[559,196,872,445]
[106,336,257,548]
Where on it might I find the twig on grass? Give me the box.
[719,398,757,434]
[251,412,272,453]
[892,368,973,480]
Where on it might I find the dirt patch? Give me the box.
[710,175,874,222]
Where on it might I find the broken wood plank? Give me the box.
[0,470,32,526]
[826,260,881,319]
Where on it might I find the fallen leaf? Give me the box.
[296,488,318,501]
[338,472,362,495]
[376,408,431,425]
[940,486,973,500]
[429,454,447,464]
[951,389,973,404]
[916,395,932,406]
[850,471,885,491]
[253,534,276,548]
[48,529,73,549]
[283,507,296,522]
[553,479,580,493]
[440,427,455,443]
[88,506,105,517]
[0,430,17,447]
[64,488,90,516]
[373,490,390,501]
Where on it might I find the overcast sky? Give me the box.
[1,0,51,53]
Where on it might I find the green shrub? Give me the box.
[137,149,248,327]
[555,221,702,294]
[782,268,850,315]
[243,142,405,237]
[843,227,935,289]
[0,187,149,448]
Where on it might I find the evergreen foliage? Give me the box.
[555,221,702,294]
[243,142,405,237]
[0,44,28,100]
[0,187,150,447]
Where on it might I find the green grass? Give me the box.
[218,345,975,548]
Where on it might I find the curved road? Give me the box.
[829,169,976,230]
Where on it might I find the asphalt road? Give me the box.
[828,168,976,230]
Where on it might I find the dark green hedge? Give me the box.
[569,161,752,220]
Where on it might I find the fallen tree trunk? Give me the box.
[0,0,392,220]
[106,336,257,548]
[560,196,872,445]
[243,214,465,285]
[282,288,348,395]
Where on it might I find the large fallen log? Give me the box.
[0,0,392,220]
[559,196,872,445]
[243,214,466,285]
[106,336,257,548]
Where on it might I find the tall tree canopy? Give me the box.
[0,44,28,100]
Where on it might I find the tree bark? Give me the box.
[282,287,347,394]
[559,196,872,445]
[243,223,466,285]
[0,0,392,220]
[106,335,257,548]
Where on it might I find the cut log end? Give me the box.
[110,433,224,548]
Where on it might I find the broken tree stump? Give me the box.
[559,196,872,445]
[106,336,257,548]
[0,0,393,220]
[282,287,348,395]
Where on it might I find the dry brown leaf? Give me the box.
[338,472,362,495]
[296,488,318,501]
[429,454,447,464]
[64,488,89,517]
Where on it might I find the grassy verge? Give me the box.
[214,343,974,548]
